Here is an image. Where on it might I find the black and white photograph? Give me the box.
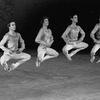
[0,0,100,100]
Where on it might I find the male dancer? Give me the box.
[90,18,100,63]
[61,15,88,60]
[35,17,59,67]
[0,21,31,71]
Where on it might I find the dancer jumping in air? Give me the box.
[0,21,31,71]
[61,15,88,60]
[35,17,59,67]
[90,18,100,63]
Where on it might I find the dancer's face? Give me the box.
[9,22,16,31]
[73,15,78,23]
[43,18,49,26]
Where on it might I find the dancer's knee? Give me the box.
[82,43,88,49]
[62,47,66,53]
[55,52,59,57]
[91,51,95,57]
[0,56,4,65]
[27,54,31,60]
[0,60,3,66]
[38,53,44,61]
[0,58,5,66]
[24,54,31,60]
[85,43,89,48]
[62,47,68,54]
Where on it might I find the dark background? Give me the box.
[0,0,100,53]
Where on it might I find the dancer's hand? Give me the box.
[5,49,13,54]
[96,41,100,44]
[16,49,23,53]
[76,40,81,44]
[94,40,100,44]
[16,50,21,53]
[68,42,74,45]
[46,39,54,47]
[65,38,70,44]
[93,39,98,44]
[40,41,46,46]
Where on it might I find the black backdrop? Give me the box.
[0,0,100,53]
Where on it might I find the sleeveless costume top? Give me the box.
[68,26,79,42]
[6,33,19,52]
[40,29,51,44]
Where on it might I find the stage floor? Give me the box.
[0,52,100,100]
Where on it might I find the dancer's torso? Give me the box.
[6,33,19,51]
[68,25,80,42]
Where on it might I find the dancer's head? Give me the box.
[41,17,49,27]
[71,15,78,23]
[7,21,16,31]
